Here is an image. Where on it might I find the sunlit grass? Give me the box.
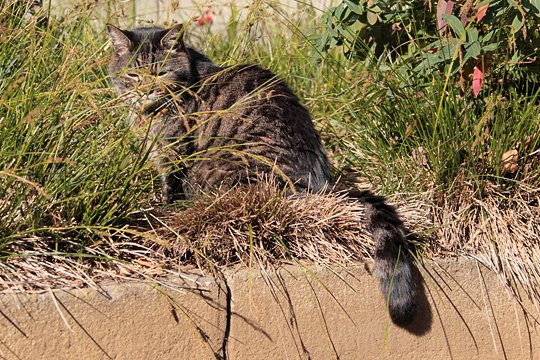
[0,2,155,246]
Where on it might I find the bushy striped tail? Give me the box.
[347,189,417,326]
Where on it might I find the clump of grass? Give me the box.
[0,1,154,246]
[335,76,540,195]
[149,180,377,267]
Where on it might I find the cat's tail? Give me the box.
[345,188,418,326]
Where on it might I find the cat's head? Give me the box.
[107,24,194,108]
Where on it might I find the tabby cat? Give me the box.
[107,24,418,326]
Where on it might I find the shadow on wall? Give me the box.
[0,260,539,359]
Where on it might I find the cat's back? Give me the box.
[194,63,319,144]
[195,63,299,111]
[188,63,332,192]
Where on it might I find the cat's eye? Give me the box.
[125,73,141,80]
[156,71,168,77]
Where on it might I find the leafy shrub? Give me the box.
[316,0,540,95]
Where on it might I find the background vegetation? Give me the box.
[0,0,538,271]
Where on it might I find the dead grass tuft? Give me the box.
[149,183,376,267]
[1,180,538,315]
[432,183,540,310]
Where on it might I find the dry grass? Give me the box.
[431,183,540,312]
[1,180,538,315]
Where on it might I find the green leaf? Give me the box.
[369,4,382,13]
[414,52,445,73]
[319,32,329,49]
[439,41,457,60]
[442,14,465,39]
[530,0,540,16]
[341,7,352,22]
[367,10,378,25]
[468,41,481,58]
[463,41,481,64]
[481,30,494,43]
[475,0,492,7]
[334,4,345,20]
[349,19,366,34]
[482,43,499,52]
[344,0,365,14]
[511,15,522,34]
[467,27,479,42]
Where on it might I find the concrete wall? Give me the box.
[1,258,539,359]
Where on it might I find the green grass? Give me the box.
[0,0,538,255]
[0,2,154,246]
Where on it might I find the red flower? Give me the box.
[195,7,213,26]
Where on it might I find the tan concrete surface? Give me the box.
[1,258,539,359]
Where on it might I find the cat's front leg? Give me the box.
[148,145,186,203]
[161,170,184,203]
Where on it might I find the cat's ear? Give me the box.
[107,24,131,55]
[160,23,186,51]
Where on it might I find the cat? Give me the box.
[107,24,418,326]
